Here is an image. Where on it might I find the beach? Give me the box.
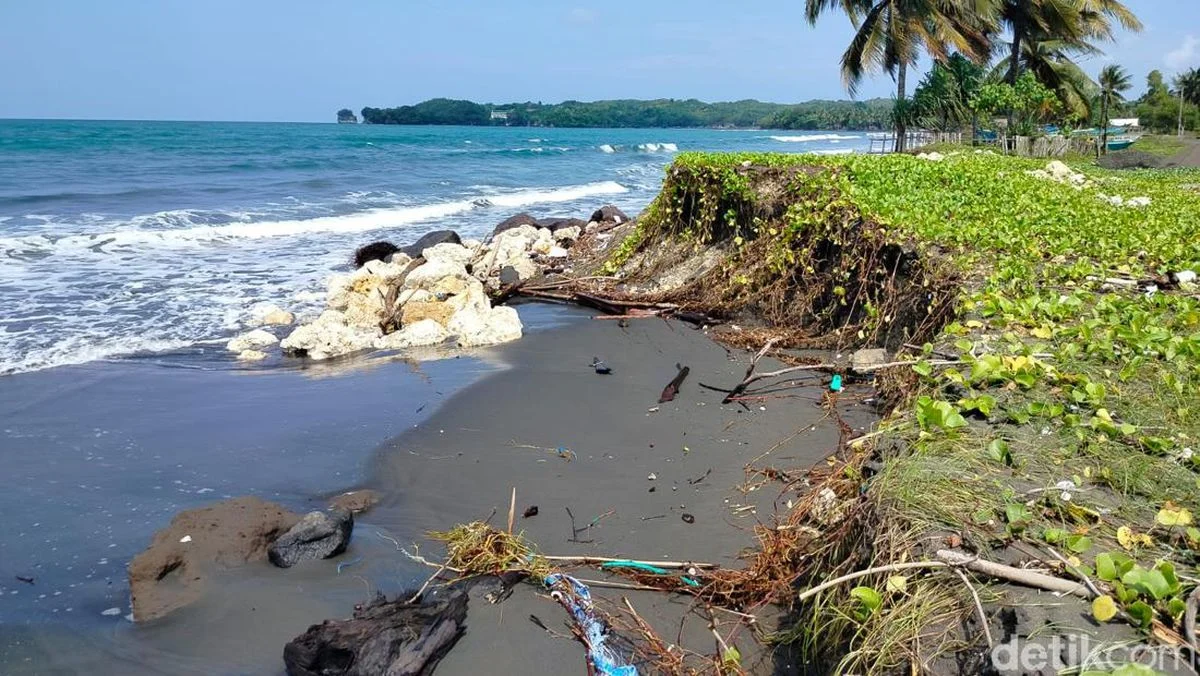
[0,295,874,674]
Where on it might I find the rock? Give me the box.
[268,509,354,568]
[449,305,523,347]
[491,213,540,238]
[326,258,416,327]
[547,245,569,259]
[403,259,474,296]
[1172,270,1198,285]
[590,205,629,224]
[498,265,522,286]
[259,307,295,326]
[128,497,300,621]
[421,243,473,267]
[354,241,400,268]
[399,300,456,328]
[850,348,890,374]
[530,228,555,255]
[538,217,587,233]
[282,589,467,676]
[226,328,279,352]
[374,319,451,350]
[237,349,268,361]
[553,226,581,242]
[399,230,460,259]
[280,310,376,360]
[916,152,945,161]
[329,490,381,515]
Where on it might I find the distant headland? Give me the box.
[337,97,893,130]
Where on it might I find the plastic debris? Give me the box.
[830,374,844,392]
[179,535,192,543]
[599,560,700,587]
[523,505,539,519]
[681,513,695,524]
[336,557,362,574]
[591,357,612,375]
[545,573,638,676]
[101,607,122,616]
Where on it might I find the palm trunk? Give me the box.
[895,62,908,152]
[1180,91,1186,138]
[1099,95,1108,157]
[1007,28,1022,133]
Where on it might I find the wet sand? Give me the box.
[1,304,876,674]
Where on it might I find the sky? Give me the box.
[1,0,1197,122]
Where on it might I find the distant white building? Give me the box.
[490,110,510,121]
[1110,118,1139,128]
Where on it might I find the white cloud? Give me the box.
[1165,35,1198,70]
[567,8,597,24]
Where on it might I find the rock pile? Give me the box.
[223,203,629,362]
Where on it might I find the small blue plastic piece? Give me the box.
[830,374,844,392]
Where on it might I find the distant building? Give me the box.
[489,110,510,121]
[1110,118,1139,128]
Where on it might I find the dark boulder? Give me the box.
[491,213,540,238]
[268,509,353,568]
[284,589,468,676]
[354,241,401,268]
[538,217,587,233]
[590,205,629,224]
[128,497,300,621]
[399,230,461,258]
[498,265,522,286]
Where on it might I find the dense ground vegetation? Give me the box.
[603,151,1200,672]
[357,97,893,129]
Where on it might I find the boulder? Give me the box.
[227,328,279,352]
[259,307,295,326]
[327,257,415,327]
[283,589,467,676]
[538,217,587,233]
[449,305,523,347]
[403,259,475,296]
[399,301,456,328]
[530,228,555,255]
[553,226,581,243]
[590,205,629,224]
[547,245,569,259]
[280,310,376,360]
[269,509,354,568]
[237,349,268,361]
[399,230,460,259]
[354,241,400,268]
[374,319,451,350]
[329,490,381,515]
[128,497,300,621]
[421,243,473,267]
[491,213,540,238]
[850,348,890,375]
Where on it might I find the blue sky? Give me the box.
[1,1,1197,122]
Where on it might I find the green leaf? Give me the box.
[1125,600,1154,628]
[1122,568,1172,601]
[912,361,933,377]
[722,646,741,668]
[1091,595,1118,622]
[850,586,882,616]
[1065,534,1093,554]
[1042,527,1067,544]
[986,439,1013,465]
[1167,597,1187,620]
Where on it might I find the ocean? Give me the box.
[0,120,872,376]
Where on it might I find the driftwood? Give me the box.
[283,588,467,676]
[378,256,427,335]
[659,363,690,403]
[490,279,526,307]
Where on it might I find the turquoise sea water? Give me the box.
[0,120,872,374]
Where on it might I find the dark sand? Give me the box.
[1,304,876,674]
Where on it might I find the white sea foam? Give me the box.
[0,181,628,255]
[635,143,679,152]
[768,134,861,143]
[598,144,616,153]
[0,179,632,375]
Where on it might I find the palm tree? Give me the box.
[990,36,1098,119]
[1174,69,1200,136]
[999,0,1140,85]
[805,0,991,151]
[1097,64,1132,155]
